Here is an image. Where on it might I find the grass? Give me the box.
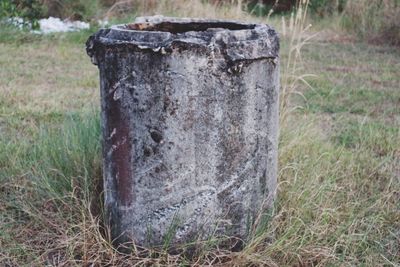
[0,112,103,265]
[341,0,400,46]
[302,42,400,117]
[1,5,399,266]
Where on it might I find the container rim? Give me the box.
[112,16,259,34]
[86,16,279,66]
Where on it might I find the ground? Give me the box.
[0,21,399,266]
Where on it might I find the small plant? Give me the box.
[0,0,18,18]
[0,0,44,29]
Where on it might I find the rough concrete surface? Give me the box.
[87,16,279,248]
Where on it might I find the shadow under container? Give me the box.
[86,16,279,248]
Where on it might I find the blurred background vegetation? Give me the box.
[0,0,399,44]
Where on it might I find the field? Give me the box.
[0,4,399,266]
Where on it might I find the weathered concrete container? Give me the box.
[87,16,279,248]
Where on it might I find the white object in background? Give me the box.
[36,17,90,34]
[98,19,109,27]
[5,17,28,29]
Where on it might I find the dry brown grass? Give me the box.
[342,0,400,46]
[104,0,254,21]
[279,0,316,123]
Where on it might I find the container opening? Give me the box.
[124,21,256,34]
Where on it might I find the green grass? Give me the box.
[333,119,399,153]
[269,116,399,265]
[302,42,400,116]
[0,15,399,266]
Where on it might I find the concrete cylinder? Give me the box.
[86,16,279,248]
